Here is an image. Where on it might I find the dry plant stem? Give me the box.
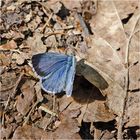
[41,13,53,33]
[23,100,40,126]
[39,106,57,117]
[117,15,140,140]
[43,95,56,130]
[1,96,10,126]
[44,31,65,37]
[11,72,24,98]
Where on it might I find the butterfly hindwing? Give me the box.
[40,56,73,94]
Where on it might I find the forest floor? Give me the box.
[0,0,140,139]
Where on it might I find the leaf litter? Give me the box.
[0,0,139,139]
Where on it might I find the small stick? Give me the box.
[23,100,40,126]
[44,31,65,37]
[11,71,24,98]
[39,105,57,117]
[41,13,53,33]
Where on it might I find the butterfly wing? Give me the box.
[40,55,73,94]
[32,52,68,78]
[32,52,75,94]
[65,56,76,96]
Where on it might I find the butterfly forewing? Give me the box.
[32,52,68,77]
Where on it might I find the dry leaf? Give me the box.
[12,53,25,65]
[12,125,48,139]
[124,92,140,128]
[1,125,13,139]
[16,80,36,115]
[47,110,81,139]
[0,40,17,50]
[89,0,128,62]
[26,32,46,55]
[83,101,115,122]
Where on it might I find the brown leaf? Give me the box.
[89,0,128,62]
[45,0,82,12]
[114,0,139,37]
[12,125,48,139]
[16,80,36,115]
[124,92,140,128]
[129,29,140,90]
[0,40,17,50]
[0,53,11,66]
[1,125,13,139]
[12,52,25,65]
[26,32,46,55]
[83,101,115,122]
[47,110,81,139]
[0,71,17,100]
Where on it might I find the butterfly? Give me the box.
[32,52,76,96]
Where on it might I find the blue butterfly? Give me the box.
[32,52,76,96]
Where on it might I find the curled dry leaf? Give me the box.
[77,0,139,118]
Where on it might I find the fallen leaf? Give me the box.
[1,125,13,139]
[83,101,115,122]
[89,0,128,62]
[26,32,46,55]
[16,80,36,115]
[124,92,140,128]
[47,110,81,139]
[0,40,17,50]
[12,53,25,65]
[12,125,48,139]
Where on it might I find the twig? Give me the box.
[23,99,40,126]
[39,103,58,130]
[41,13,53,33]
[11,71,24,98]
[39,105,57,117]
[44,31,65,37]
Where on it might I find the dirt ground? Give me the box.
[0,0,140,139]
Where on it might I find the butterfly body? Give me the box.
[32,52,76,96]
